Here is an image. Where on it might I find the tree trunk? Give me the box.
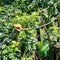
[57,14,60,42]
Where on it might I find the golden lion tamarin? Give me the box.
[13,24,22,30]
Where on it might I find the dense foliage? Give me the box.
[0,0,60,60]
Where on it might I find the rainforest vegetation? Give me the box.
[0,0,60,60]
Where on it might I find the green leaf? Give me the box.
[0,7,3,11]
